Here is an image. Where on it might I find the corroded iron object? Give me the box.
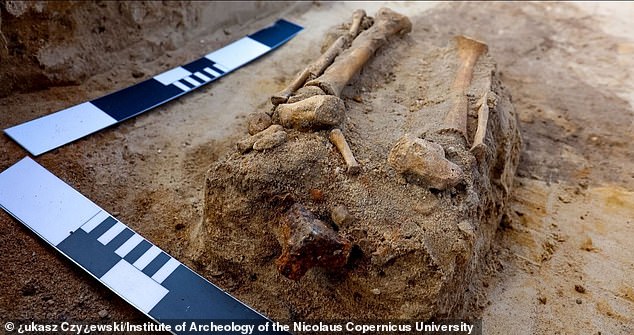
[277,204,352,280]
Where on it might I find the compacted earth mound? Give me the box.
[192,8,521,320]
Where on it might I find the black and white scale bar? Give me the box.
[0,157,286,334]
[5,19,303,156]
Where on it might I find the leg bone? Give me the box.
[329,128,361,175]
[276,95,345,131]
[306,7,411,96]
[271,10,367,105]
[470,92,490,158]
[441,35,488,142]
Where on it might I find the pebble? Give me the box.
[371,288,381,295]
[98,309,109,318]
[574,284,586,293]
[331,204,353,227]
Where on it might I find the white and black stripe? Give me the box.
[4,19,303,156]
[0,158,278,333]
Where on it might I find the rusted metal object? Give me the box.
[277,204,352,280]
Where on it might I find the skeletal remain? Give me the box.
[347,9,367,37]
[442,36,488,143]
[276,95,345,130]
[470,92,490,157]
[237,124,286,153]
[287,86,326,104]
[253,130,287,151]
[277,203,352,281]
[306,8,412,96]
[246,111,272,135]
[388,134,464,190]
[271,69,310,106]
[271,10,367,105]
[329,128,361,174]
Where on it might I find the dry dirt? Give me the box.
[0,2,633,334]
[195,12,521,320]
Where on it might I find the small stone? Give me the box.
[174,223,185,230]
[247,112,272,135]
[209,269,224,277]
[574,284,586,293]
[576,298,582,304]
[538,296,547,304]
[47,299,55,305]
[331,204,353,227]
[98,309,109,318]
[131,70,145,78]
[371,288,381,295]
[310,189,324,202]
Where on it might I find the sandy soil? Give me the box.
[0,2,632,334]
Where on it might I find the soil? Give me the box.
[0,2,632,334]
[194,9,521,321]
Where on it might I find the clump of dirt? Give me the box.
[193,8,521,320]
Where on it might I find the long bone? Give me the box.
[441,35,488,142]
[387,36,488,190]
[329,128,361,174]
[271,10,367,105]
[470,92,490,157]
[305,7,412,97]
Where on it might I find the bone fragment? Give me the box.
[237,124,286,153]
[277,203,352,280]
[442,35,488,141]
[247,111,272,135]
[348,9,366,37]
[271,69,310,106]
[253,130,287,151]
[470,92,490,158]
[271,10,367,105]
[276,95,345,130]
[287,86,326,104]
[329,128,361,175]
[388,134,464,190]
[306,8,411,96]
